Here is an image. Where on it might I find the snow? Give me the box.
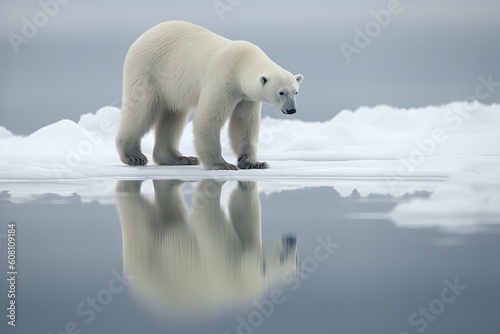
[391,165,500,233]
[1,101,500,232]
[1,101,499,180]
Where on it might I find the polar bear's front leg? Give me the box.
[229,101,269,169]
[194,96,238,170]
[228,181,262,247]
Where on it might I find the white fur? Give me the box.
[115,180,299,313]
[115,21,303,170]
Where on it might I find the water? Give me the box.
[1,179,499,334]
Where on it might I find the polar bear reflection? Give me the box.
[115,180,299,315]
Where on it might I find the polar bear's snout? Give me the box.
[280,234,298,263]
[277,88,300,115]
[280,99,298,115]
[283,234,297,249]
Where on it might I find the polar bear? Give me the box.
[114,179,300,315]
[115,21,303,170]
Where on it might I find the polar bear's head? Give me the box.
[262,234,300,282]
[258,71,304,115]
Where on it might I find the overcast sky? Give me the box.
[1,0,499,135]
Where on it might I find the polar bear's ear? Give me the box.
[295,74,304,85]
[260,75,269,86]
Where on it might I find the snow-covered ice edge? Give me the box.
[1,101,500,233]
[1,101,499,181]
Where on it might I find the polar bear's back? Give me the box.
[123,21,232,110]
[132,20,229,54]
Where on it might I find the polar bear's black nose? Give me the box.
[286,108,296,115]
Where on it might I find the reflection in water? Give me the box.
[115,180,300,317]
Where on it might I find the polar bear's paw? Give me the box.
[237,155,269,170]
[238,161,269,170]
[171,156,200,166]
[115,180,143,193]
[206,162,238,170]
[183,156,200,165]
[153,153,200,166]
[122,152,148,166]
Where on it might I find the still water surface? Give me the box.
[1,179,499,334]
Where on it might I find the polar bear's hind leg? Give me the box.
[153,111,200,166]
[115,99,155,166]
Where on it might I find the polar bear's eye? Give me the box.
[295,92,298,95]
[279,92,285,96]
